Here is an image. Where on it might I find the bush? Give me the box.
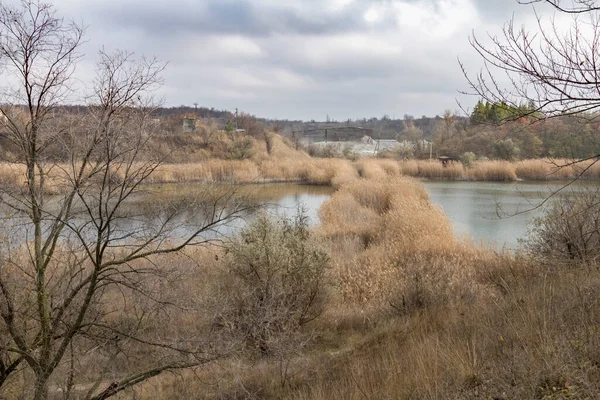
[307,144,339,158]
[493,138,520,160]
[225,135,255,160]
[459,151,477,168]
[524,188,600,263]
[218,211,329,356]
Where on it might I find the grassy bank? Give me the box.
[4,157,600,399]
[2,134,600,194]
[139,157,600,185]
[4,134,600,399]
[85,165,600,400]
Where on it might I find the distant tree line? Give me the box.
[470,100,540,125]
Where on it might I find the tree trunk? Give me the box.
[33,373,49,400]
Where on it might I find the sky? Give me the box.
[5,0,565,120]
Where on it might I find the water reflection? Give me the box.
[6,180,597,249]
[139,182,333,225]
[0,183,335,246]
[127,183,334,238]
[423,180,600,249]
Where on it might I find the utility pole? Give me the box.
[430,141,433,160]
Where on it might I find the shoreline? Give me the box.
[2,157,600,195]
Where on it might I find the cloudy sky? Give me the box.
[13,0,565,120]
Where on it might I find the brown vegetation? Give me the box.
[4,0,600,398]
[466,160,517,181]
[5,147,600,399]
[44,164,597,400]
[6,137,600,194]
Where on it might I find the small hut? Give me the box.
[438,156,457,166]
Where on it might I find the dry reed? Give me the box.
[467,160,517,181]
[7,153,596,400]
[3,136,600,192]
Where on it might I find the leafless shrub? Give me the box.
[215,211,329,357]
[524,188,600,263]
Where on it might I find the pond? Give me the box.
[423,180,600,249]
[4,180,597,249]
[209,181,595,249]
[0,183,335,246]
[140,182,334,224]
[83,181,600,246]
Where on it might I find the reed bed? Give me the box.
[515,158,600,180]
[579,158,600,179]
[3,135,600,193]
[398,159,465,180]
[0,162,25,187]
[5,152,599,400]
[319,175,487,306]
[353,158,401,180]
[151,159,261,183]
[123,173,544,400]
[417,160,464,179]
[399,159,419,176]
[466,160,517,181]
[516,159,575,180]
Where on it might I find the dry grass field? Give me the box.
[3,135,600,399]
[88,160,600,400]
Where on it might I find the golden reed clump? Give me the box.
[516,158,600,180]
[4,135,600,191]
[318,175,489,306]
[466,160,517,181]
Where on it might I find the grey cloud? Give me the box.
[472,0,560,22]
[39,0,540,120]
[84,0,372,37]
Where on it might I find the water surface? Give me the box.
[423,180,600,249]
[6,180,597,249]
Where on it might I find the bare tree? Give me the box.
[0,2,249,399]
[463,0,600,211]
[462,0,600,122]
[519,0,600,14]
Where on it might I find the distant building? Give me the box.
[297,126,374,144]
[182,118,196,133]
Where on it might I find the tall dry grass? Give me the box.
[150,159,262,183]
[416,160,464,179]
[10,159,598,400]
[115,172,600,400]
[319,175,487,307]
[7,134,600,399]
[516,158,600,180]
[145,157,600,184]
[0,162,26,187]
[4,135,600,191]
[516,159,576,180]
[466,160,517,181]
[124,258,600,399]
[353,158,401,180]
[399,159,515,181]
